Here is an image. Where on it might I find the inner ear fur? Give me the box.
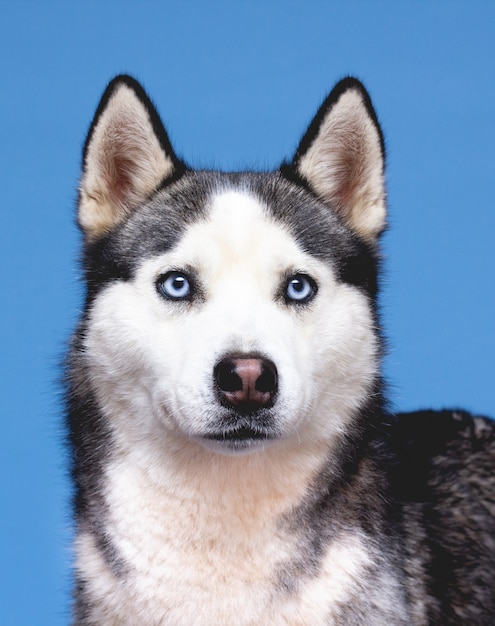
[291,78,386,242]
[78,75,183,241]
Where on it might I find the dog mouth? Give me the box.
[204,426,274,442]
[198,422,279,455]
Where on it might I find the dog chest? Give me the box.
[74,456,408,625]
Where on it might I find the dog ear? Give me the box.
[78,75,184,241]
[290,78,386,242]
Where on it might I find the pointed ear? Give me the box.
[78,75,184,240]
[290,78,386,242]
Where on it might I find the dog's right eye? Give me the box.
[156,271,192,301]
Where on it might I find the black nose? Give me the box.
[214,356,278,412]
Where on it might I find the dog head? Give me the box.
[76,76,385,457]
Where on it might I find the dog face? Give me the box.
[76,76,386,458]
[83,184,379,456]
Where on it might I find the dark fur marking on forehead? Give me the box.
[81,172,214,301]
[249,172,380,298]
[81,170,380,305]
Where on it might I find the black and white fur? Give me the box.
[67,75,495,625]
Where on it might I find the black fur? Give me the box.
[391,410,495,622]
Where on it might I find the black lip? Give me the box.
[204,427,274,442]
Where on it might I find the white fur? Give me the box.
[76,190,389,624]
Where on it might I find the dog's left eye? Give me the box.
[156,271,192,301]
[285,274,317,304]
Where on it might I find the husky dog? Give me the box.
[67,75,495,625]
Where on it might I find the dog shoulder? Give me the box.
[392,409,495,490]
[391,409,495,621]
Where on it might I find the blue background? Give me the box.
[1,2,494,623]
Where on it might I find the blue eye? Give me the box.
[157,271,191,301]
[285,274,317,304]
